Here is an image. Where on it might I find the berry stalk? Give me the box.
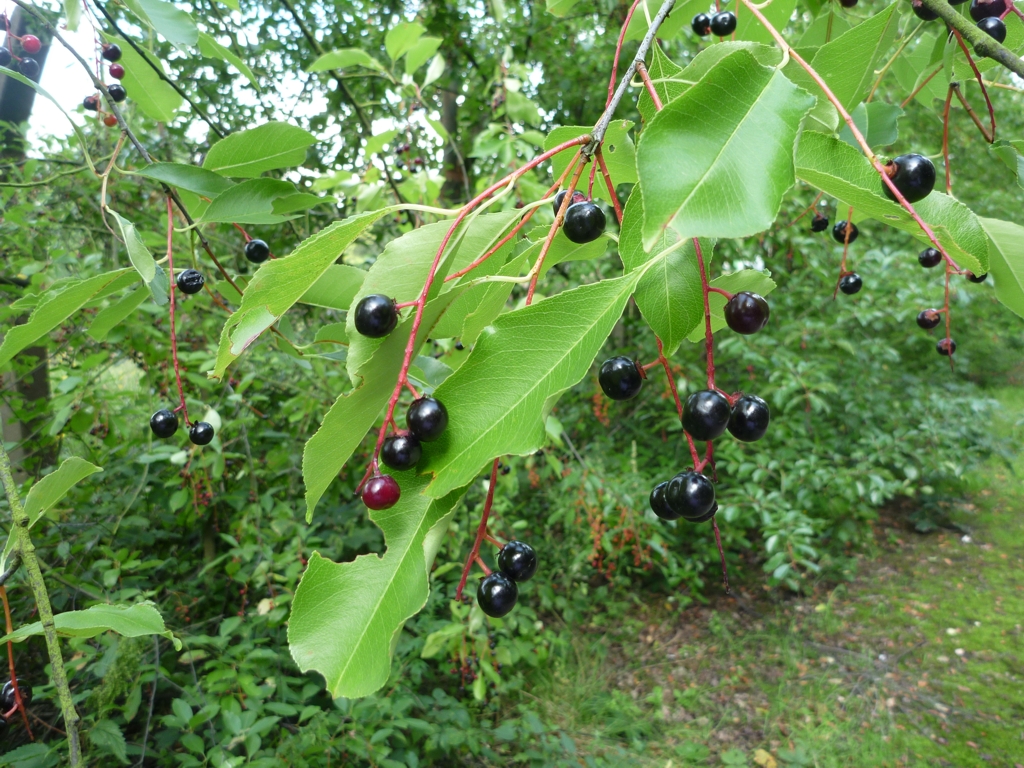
[951,30,996,142]
[1,585,32,736]
[605,0,647,109]
[454,459,501,601]
[526,159,588,304]
[636,62,663,110]
[951,81,993,144]
[595,147,624,224]
[166,197,190,426]
[943,85,954,195]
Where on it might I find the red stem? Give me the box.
[595,147,624,224]
[693,239,716,391]
[707,286,733,299]
[951,29,996,142]
[711,517,730,594]
[655,336,683,420]
[1,586,32,738]
[782,190,824,228]
[951,82,993,144]
[232,223,252,242]
[636,61,663,110]
[900,64,943,108]
[455,459,500,600]
[606,0,646,109]
[526,159,588,305]
[942,85,954,195]
[166,197,190,426]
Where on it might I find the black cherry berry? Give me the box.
[710,11,737,35]
[176,269,205,294]
[977,17,1007,45]
[917,309,941,329]
[552,189,585,216]
[381,433,422,471]
[691,13,711,35]
[811,212,829,232]
[665,470,716,522]
[407,396,448,441]
[362,475,401,510]
[498,540,537,582]
[649,481,680,521]
[918,248,942,268]
[150,409,179,438]
[724,292,770,335]
[598,356,643,400]
[18,58,39,79]
[970,0,1007,20]
[937,338,957,356]
[911,0,939,20]
[967,271,988,283]
[832,220,859,244]
[107,83,127,102]
[478,572,518,618]
[682,390,731,442]
[0,679,31,709]
[189,422,214,446]
[562,201,606,244]
[0,49,11,67]
[244,239,270,263]
[839,0,858,6]
[882,153,936,204]
[21,35,41,55]
[728,394,770,442]
[354,294,398,338]
[102,43,122,62]
[839,273,863,295]
[83,95,100,111]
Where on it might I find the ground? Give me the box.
[531,387,1024,768]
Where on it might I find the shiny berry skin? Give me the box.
[244,238,271,263]
[977,16,1007,44]
[353,294,398,338]
[407,396,448,441]
[882,154,936,204]
[478,572,518,618]
[552,189,585,216]
[189,422,215,446]
[682,390,731,442]
[150,409,179,438]
[832,220,859,244]
[176,269,205,294]
[838,273,863,295]
[917,309,941,329]
[103,114,118,127]
[18,57,39,79]
[0,48,11,67]
[598,356,643,400]
[937,338,957,356]
[21,35,41,55]
[811,212,829,232]
[710,11,737,36]
[562,202,606,244]
[649,481,680,521]
[665,470,716,522]
[911,0,939,20]
[498,540,537,582]
[967,271,988,283]
[102,44,122,62]
[362,475,401,510]
[107,83,127,102]
[724,292,770,335]
[83,94,100,111]
[109,63,125,79]
[728,394,770,442]
[918,248,942,268]
[691,13,711,35]
[970,0,1007,20]
[0,679,32,709]
[381,433,422,471]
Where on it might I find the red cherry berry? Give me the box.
[109,63,125,79]
[103,114,118,127]
[362,475,401,510]
[21,35,41,55]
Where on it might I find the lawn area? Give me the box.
[527,387,1024,768]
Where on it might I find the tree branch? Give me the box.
[918,0,1024,79]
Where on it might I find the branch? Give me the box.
[918,0,1024,79]
[0,445,82,766]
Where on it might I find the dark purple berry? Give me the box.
[0,48,11,67]
[102,43,122,62]
[839,273,863,295]
[176,269,205,294]
[691,13,711,35]
[977,17,1007,44]
[682,390,731,442]
[109,63,125,79]
[724,292,770,335]
[354,294,398,338]
[478,572,518,618]
[150,409,178,438]
[918,248,942,268]
[598,356,643,400]
[83,94,100,111]
[244,239,271,263]
[189,422,215,446]
[710,11,737,36]
[882,154,936,204]
[937,338,956,356]
[21,35,41,55]
[552,189,586,216]
[18,57,39,79]
[917,309,941,329]
[362,475,401,510]
[811,212,829,232]
[381,433,422,471]
[650,481,680,521]
[911,0,939,20]
[0,679,31,709]
[562,202,606,244]
[839,0,858,6]
[498,540,537,582]
[107,83,127,102]
[966,271,988,283]
[970,0,1007,21]
[407,396,448,441]
[665,470,716,522]
[832,221,859,244]
[728,394,770,442]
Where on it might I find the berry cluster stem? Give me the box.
[832,205,855,300]
[951,81,993,144]
[1,585,32,736]
[951,30,995,142]
[166,197,190,426]
[605,0,647,109]
[526,158,588,304]
[943,85,955,195]
[595,147,624,224]
[636,62,663,111]
[455,459,500,601]
[783,190,824,228]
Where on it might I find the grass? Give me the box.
[526,386,1024,767]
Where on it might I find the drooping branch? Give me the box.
[917,0,1024,80]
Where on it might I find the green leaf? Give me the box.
[299,264,366,310]
[1,601,181,650]
[546,121,635,191]
[892,31,945,108]
[88,287,148,341]
[289,471,466,699]
[686,269,777,342]
[797,7,852,47]
[107,210,156,284]
[990,140,1024,190]
[307,48,384,73]
[794,131,988,274]
[545,0,580,17]
[420,624,463,659]
[636,49,813,250]
[203,122,316,178]
[729,0,798,45]
[123,0,198,48]
[101,34,182,122]
[838,102,903,151]
[302,292,463,520]
[420,271,644,498]
[0,269,133,369]
[979,218,1024,320]
[423,54,445,87]
[365,129,398,158]
[199,178,300,225]
[385,22,426,61]
[64,0,82,31]
[0,458,102,571]
[405,36,442,74]
[505,91,541,126]
[198,31,258,89]
[135,162,235,198]
[622,0,695,41]
[211,211,389,380]
[89,720,129,765]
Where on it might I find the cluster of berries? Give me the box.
[691,10,737,37]
[915,247,987,356]
[82,45,128,126]
[912,0,1010,52]
[477,540,537,618]
[553,190,606,244]
[393,143,425,173]
[0,29,41,79]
